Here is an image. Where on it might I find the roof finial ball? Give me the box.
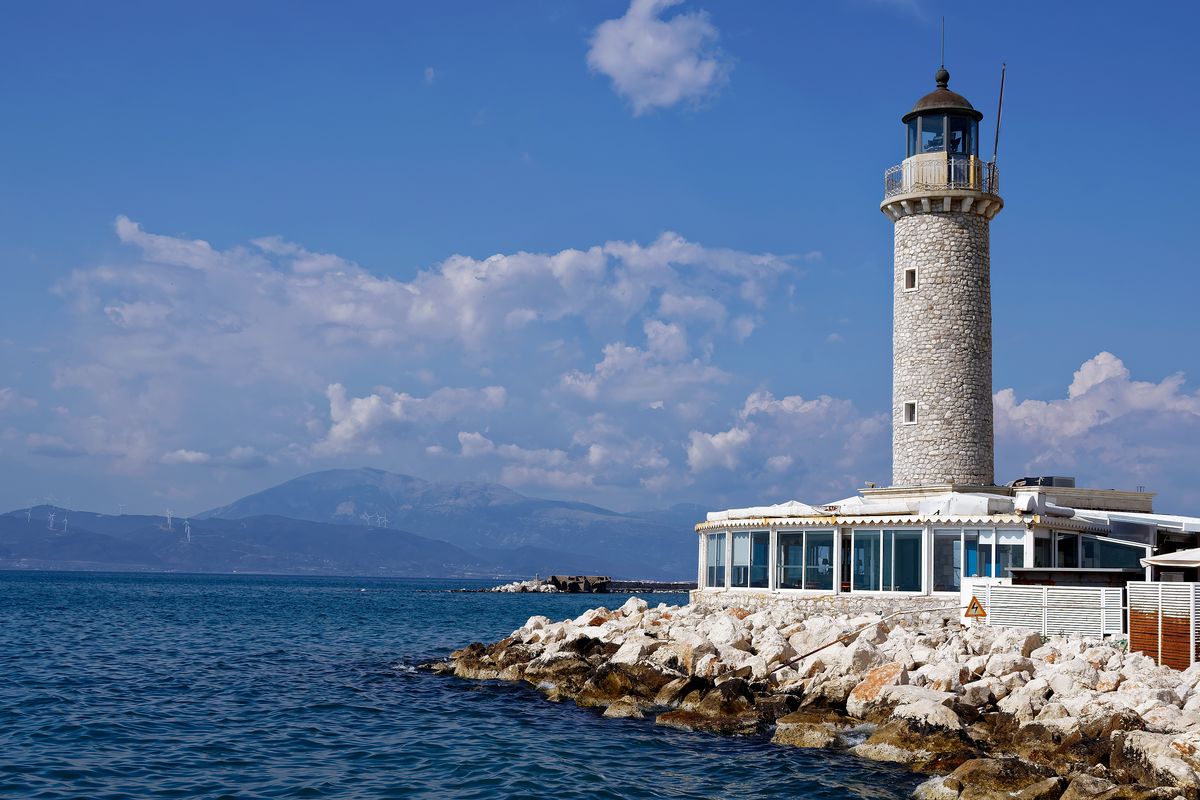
[935,67,950,88]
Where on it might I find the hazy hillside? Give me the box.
[0,508,499,577]
[201,468,696,578]
[1,469,700,579]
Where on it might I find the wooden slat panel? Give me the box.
[1127,582,1200,669]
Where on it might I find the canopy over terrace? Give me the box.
[1141,548,1200,569]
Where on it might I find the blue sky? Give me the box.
[2,0,1199,516]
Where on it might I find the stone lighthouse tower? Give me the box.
[880,66,1003,487]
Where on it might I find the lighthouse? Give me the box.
[880,66,1003,488]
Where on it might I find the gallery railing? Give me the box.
[884,155,999,198]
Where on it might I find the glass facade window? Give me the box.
[906,120,919,157]
[1034,535,1053,568]
[776,530,835,591]
[1081,537,1145,570]
[705,532,726,588]
[1056,533,1080,568]
[996,530,1025,578]
[920,115,945,152]
[805,531,835,591]
[851,530,922,592]
[852,531,881,591]
[883,530,923,591]
[947,116,976,155]
[777,532,804,589]
[750,531,769,588]
[963,529,984,579]
[731,532,750,587]
[932,528,1028,587]
[933,529,963,591]
[730,531,768,588]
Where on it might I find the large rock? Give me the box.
[845,662,909,718]
[893,699,963,732]
[771,709,852,749]
[602,696,646,719]
[1111,730,1200,794]
[653,675,710,707]
[573,662,673,708]
[988,628,1044,658]
[934,758,1058,800]
[754,627,797,669]
[840,638,887,674]
[619,597,648,616]
[656,677,763,735]
[610,634,664,665]
[985,653,1036,678]
[800,673,861,707]
[851,714,978,773]
[1060,773,1181,800]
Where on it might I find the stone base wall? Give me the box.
[690,590,960,627]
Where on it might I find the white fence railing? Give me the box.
[967,584,1124,638]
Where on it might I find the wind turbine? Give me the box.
[61,513,68,533]
[165,508,174,532]
[184,518,192,544]
[378,514,389,529]
[47,511,56,531]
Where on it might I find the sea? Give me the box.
[0,572,923,799]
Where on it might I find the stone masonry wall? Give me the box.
[892,211,993,486]
[690,590,960,628]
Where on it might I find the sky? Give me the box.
[2,0,1200,517]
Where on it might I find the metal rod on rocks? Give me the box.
[765,604,969,678]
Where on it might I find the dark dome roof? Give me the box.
[902,67,983,123]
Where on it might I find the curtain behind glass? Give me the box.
[732,532,751,587]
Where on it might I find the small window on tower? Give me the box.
[903,402,917,424]
[903,267,918,291]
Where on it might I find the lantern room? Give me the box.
[904,67,982,158]
[882,65,1000,205]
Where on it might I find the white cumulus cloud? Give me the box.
[587,0,732,115]
[994,352,1200,493]
[317,384,507,456]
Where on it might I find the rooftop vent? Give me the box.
[1010,476,1076,488]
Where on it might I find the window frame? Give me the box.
[930,527,1029,593]
[851,528,925,594]
[775,528,836,592]
[728,528,770,591]
[703,531,728,589]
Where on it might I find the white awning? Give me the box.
[1140,547,1200,568]
[1076,509,1200,533]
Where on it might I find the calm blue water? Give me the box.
[0,572,922,799]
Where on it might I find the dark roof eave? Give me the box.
[902,106,984,123]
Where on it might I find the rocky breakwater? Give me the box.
[429,597,1200,799]
[487,579,559,593]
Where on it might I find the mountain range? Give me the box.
[0,468,703,579]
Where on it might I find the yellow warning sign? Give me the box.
[965,596,987,619]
